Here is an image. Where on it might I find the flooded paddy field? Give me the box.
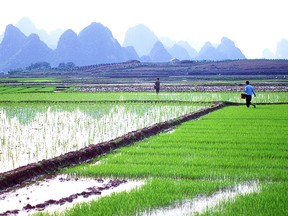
[0,89,287,215]
[0,102,209,173]
[57,104,288,216]
[0,176,261,216]
[141,181,261,216]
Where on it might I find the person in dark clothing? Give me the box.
[154,78,160,94]
[244,80,256,108]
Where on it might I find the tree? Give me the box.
[26,62,51,70]
[58,62,66,68]
[58,62,75,69]
[66,62,75,68]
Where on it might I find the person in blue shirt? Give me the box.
[244,80,256,108]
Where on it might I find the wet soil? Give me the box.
[0,174,143,215]
[78,84,288,92]
[141,181,260,216]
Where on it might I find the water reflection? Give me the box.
[141,181,260,216]
[0,174,144,215]
[0,103,207,173]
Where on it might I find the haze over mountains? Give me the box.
[0,17,287,72]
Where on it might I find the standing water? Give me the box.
[0,102,208,173]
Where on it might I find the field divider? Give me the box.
[0,101,229,191]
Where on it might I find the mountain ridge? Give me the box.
[1,19,278,72]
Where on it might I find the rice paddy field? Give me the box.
[0,101,209,172]
[54,104,287,216]
[0,91,288,103]
[0,88,288,215]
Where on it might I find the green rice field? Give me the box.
[0,91,288,103]
[51,104,288,216]
[1,89,287,215]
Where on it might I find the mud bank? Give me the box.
[0,102,227,191]
[0,175,143,216]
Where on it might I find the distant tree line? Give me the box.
[26,62,51,70]
[26,62,76,70]
[58,62,76,69]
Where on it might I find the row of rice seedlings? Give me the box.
[0,102,208,172]
[94,148,287,170]
[0,91,288,103]
[60,105,287,215]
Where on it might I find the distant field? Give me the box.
[0,76,287,94]
[5,59,288,78]
[0,77,61,83]
[0,91,288,103]
[0,86,57,93]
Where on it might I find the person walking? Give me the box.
[244,80,256,108]
[154,78,160,94]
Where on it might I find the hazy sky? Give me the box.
[1,0,287,58]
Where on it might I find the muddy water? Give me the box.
[141,181,260,216]
[0,174,144,215]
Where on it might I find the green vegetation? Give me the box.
[65,105,288,181]
[0,83,287,215]
[0,86,57,93]
[1,102,208,173]
[0,77,61,83]
[0,91,288,103]
[45,179,232,216]
[203,182,288,216]
[53,104,288,215]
